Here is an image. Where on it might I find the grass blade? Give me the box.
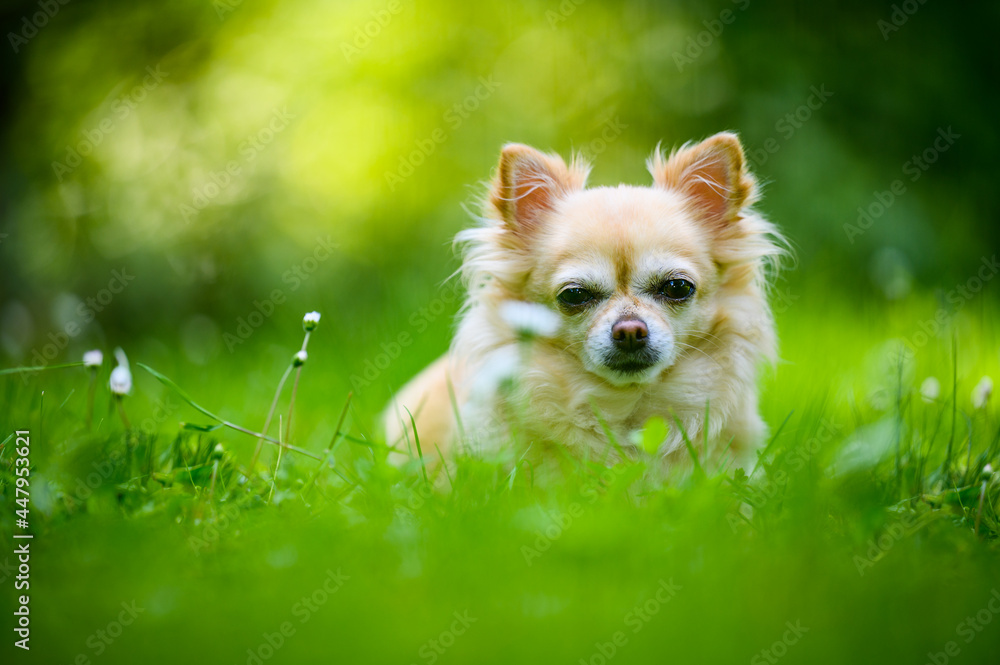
[404,406,428,485]
[0,362,85,376]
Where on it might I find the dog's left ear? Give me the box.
[649,132,756,228]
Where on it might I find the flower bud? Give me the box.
[83,349,103,368]
[110,365,132,395]
[303,311,321,332]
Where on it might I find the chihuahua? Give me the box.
[385,132,784,468]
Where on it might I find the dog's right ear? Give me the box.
[490,144,586,237]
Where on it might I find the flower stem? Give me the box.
[222,420,318,459]
[115,395,131,429]
[249,363,294,473]
[136,362,319,461]
[268,416,285,504]
[86,370,97,431]
[285,367,302,442]
[284,330,312,444]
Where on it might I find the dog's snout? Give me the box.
[611,318,648,352]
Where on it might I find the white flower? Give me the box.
[985,463,994,474]
[109,347,132,395]
[293,350,308,367]
[498,301,560,339]
[303,311,321,331]
[83,350,103,368]
[110,366,132,395]
[919,377,940,403]
[972,376,993,409]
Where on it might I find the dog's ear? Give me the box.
[649,132,756,228]
[490,144,585,237]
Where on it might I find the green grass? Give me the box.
[2,285,999,665]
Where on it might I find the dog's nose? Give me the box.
[611,318,648,352]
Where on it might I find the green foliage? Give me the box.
[1,0,999,661]
[1,294,999,663]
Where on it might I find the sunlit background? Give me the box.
[2,1,997,403]
[2,2,1000,664]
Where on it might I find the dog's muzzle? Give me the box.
[604,317,659,374]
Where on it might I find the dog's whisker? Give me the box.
[674,341,727,369]
[683,330,726,348]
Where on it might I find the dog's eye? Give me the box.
[658,279,695,301]
[557,287,595,307]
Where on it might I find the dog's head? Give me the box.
[466,133,779,387]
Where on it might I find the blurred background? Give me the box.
[2,4,1000,664]
[0,0,997,421]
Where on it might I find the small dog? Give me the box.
[385,132,784,468]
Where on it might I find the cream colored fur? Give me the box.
[385,132,784,469]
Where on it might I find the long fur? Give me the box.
[386,133,787,467]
